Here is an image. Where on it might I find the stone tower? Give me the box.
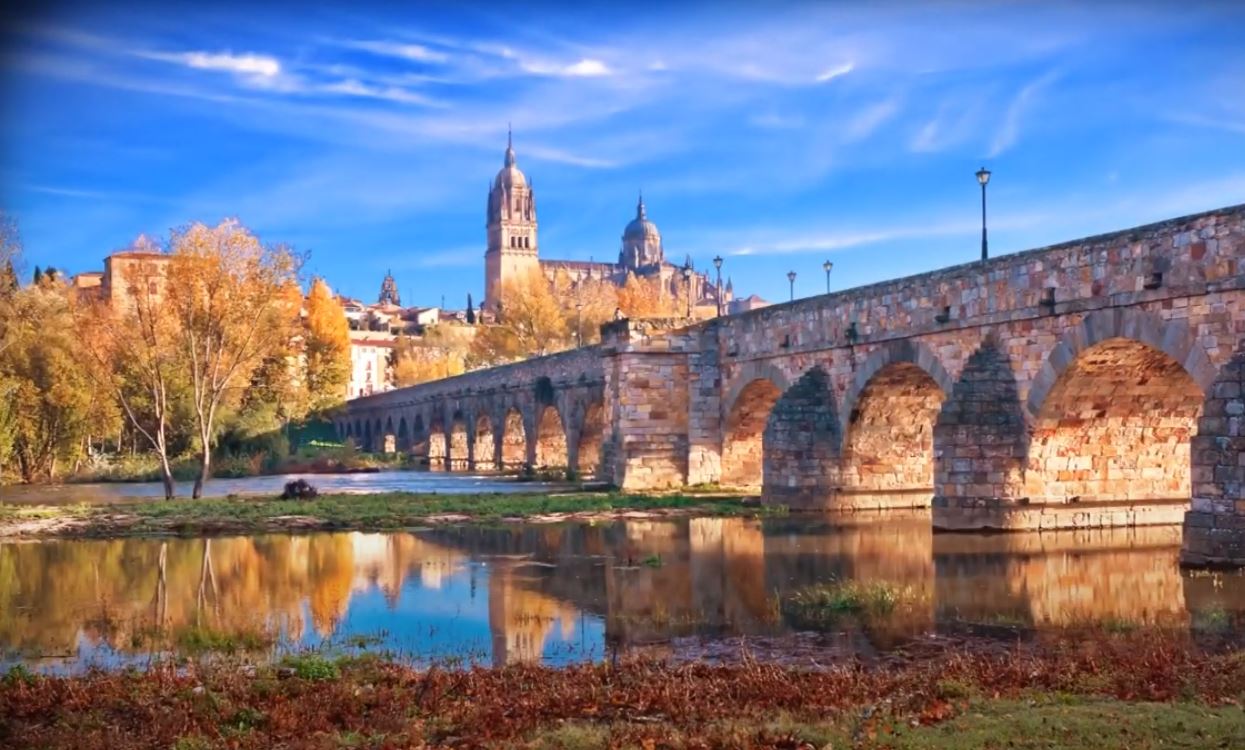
[378,270,400,306]
[484,128,539,311]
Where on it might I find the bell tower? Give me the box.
[484,127,539,311]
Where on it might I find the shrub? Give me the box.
[280,479,319,500]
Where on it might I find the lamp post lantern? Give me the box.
[976,166,991,261]
[822,260,833,294]
[712,255,724,317]
[682,262,693,317]
[787,270,797,301]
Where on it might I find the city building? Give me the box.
[347,330,396,400]
[483,130,737,313]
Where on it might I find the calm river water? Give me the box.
[2,513,1242,673]
[0,470,564,505]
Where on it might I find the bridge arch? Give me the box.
[427,412,447,468]
[721,362,792,490]
[449,409,470,470]
[396,416,410,452]
[500,407,527,470]
[840,340,953,497]
[1024,309,1211,505]
[535,403,568,470]
[761,365,841,508]
[474,412,497,470]
[575,400,605,477]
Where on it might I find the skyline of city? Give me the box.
[3,1,1245,306]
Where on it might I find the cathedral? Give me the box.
[483,131,731,313]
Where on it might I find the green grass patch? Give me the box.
[279,653,341,681]
[174,625,274,656]
[781,579,911,630]
[3,490,784,538]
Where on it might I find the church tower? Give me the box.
[484,128,539,311]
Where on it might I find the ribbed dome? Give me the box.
[494,128,528,189]
[623,195,660,241]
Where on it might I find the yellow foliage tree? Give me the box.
[303,278,351,412]
[469,269,569,366]
[164,219,301,498]
[550,270,618,346]
[393,327,467,388]
[616,272,682,318]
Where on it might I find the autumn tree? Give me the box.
[77,253,184,498]
[303,277,351,412]
[616,272,682,318]
[468,269,568,367]
[164,220,300,498]
[393,326,468,387]
[2,284,116,481]
[551,270,618,346]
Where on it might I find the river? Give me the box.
[2,513,1241,673]
[0,469,567,505]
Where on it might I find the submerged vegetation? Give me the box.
[0,491,783,540]
[2,630,1243,748]
[781,580,926,631]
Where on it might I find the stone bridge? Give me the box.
[341,204,1245,565]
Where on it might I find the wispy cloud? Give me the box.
[989,70,1059,157]
[138,50,282,78]
[336,39,449,64]
[520,57,613,78]
[815,61,855,83]
[317,78,442,107]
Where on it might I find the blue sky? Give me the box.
[2,1,1244,307]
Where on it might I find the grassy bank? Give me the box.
[65,443,410,484]
[0,491,778,540]
[2,631,1242,748]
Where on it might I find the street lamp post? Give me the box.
[682,263,693,317]
[976,166,991,261]
[822,260,833,294]
[787,270,797,302]
[713,255,724,317]
[575,300,583,347]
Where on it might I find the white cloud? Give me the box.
[520,57,613,78]
[141,50,282,78]
[815,61,854,83]
[318,78,442,107]
[989,71,1059,157]
[842,99,900,141]
[338,40,449,64]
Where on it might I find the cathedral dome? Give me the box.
[623,195,661,243]
[619,194,664,268]
[494,131,527,189]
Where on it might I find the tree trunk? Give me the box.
[160,457,176,500]
[192,450,210,499]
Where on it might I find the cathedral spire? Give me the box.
[636,190,646,220]
[504,123,516,167]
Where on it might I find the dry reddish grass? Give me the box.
[2,631,1242,749]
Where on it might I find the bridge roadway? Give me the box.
[341,204,1245,565]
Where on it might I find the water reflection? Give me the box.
[1,514,1241,671]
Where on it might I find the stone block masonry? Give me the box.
[342,204,1245,566]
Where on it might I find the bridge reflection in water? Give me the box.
[1,512,1242,671]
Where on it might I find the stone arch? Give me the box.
[428,412,447,468]
[373,419,383,452]
[535,404,568,470]
[721,377,784,490]
[1024,309,1210,505]
[840,339,954,440]
[449,410,470,470]
[1025,308,1215,418]
[500,407,527,470]
[762,365,842,508]
[575,400,605,477]
[474,412,497,470]
[840,343,951,497]
[382,416,395,454]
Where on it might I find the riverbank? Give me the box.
[0,491,774,540]
[3,630,1241,748]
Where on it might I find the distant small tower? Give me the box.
[378,270,400,306]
